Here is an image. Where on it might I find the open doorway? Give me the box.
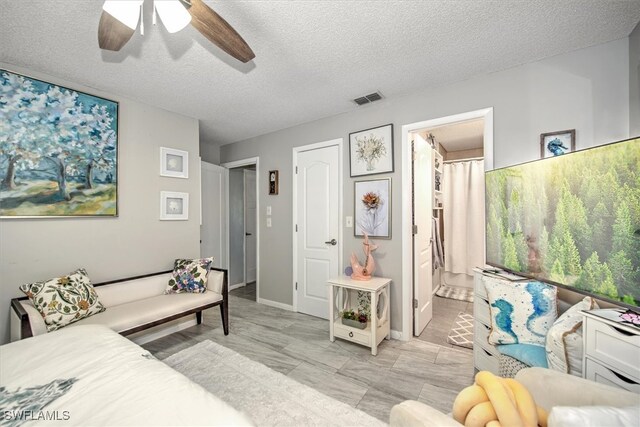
[222,158,259,302]
[401,108,494,341]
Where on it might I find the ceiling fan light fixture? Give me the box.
[154,0,192,33]
[102,0,143,30]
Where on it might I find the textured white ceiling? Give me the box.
[1,1,639,147]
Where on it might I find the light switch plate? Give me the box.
[266,206,272,216]
[346,216,353,227]
[266,218,272,228]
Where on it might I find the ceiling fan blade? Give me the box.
[98,11,136,51]
[187,0,255,63]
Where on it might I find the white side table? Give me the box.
[327,276,391,355]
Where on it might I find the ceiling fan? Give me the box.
[98,0,255,63]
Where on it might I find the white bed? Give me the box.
[0,324,253,426]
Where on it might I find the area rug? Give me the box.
[447,312,474,349]
[435,284,474,302]
[163,340,386,427]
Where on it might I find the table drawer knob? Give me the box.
[349,332,354,338]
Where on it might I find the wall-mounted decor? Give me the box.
[540,129,575,158]
[269,170,279,195]
[354,178,391,239]
[160,191,189,220]
[160,147,189,178]
[349,124,394,177]
[0,69,118,218]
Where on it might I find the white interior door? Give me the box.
[296,144,340,319]
[201,161,227,268]
[413,134,433,335]
[244,169,257,284]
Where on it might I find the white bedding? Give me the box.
[0,325,253,426]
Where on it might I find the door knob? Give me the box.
[245,233,252,236]
[325,239,337,246]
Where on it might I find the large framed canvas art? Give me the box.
[0,70,118,218]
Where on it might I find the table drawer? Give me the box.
[474,296,492,327]
[474,321,499,356]
[584,317,640,381]
[584,358,640,394]
[334,323,370,347]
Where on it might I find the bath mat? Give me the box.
[447,312,474,349]
[435,284,474,302]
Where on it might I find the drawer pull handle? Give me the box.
[482,348,492,356]
[611,369,638,385]
[349,332,354,338]
[607,324,636,337]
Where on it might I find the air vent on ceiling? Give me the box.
[353,91,383,106]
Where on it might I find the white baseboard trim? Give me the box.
[229,282,246,291]
[130,318,198,346]
[258,297,293,311]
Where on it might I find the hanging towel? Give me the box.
[432,216,445,273]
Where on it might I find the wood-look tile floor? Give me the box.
[141,293,474,423]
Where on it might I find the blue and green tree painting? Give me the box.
[0,70,118,216]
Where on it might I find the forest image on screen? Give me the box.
[485,138,640,306]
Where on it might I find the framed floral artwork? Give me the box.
[160,191,189,220]
[354,178,391,239]
[540,129,575,158]
[349,124,394,176]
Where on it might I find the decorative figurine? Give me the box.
[350,233,377,281]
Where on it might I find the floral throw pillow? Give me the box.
[20,269,106,332]
[166,257,214,294]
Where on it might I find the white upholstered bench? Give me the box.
[10,268,228,341]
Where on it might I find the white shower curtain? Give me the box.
[442,159,485,288]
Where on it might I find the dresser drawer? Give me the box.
[474,346,499,374]
[584,358,640,394]
[333,323,370,347]
[584,317,640,381]
[474,321,499,356]
[474,273,488,299]
[474,296,492,327]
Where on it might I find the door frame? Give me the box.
[292,138,344,313]
[243,168,257,285]
[400,108,494,341]
[221,157,260,300]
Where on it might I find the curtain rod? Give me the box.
[443,156,484,164]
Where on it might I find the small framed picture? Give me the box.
[269,170,279,195]
[354,178,391,239]
[349,124,394,177]
[160,147,189,178]
[540,129,575,158]
[160,191,189,220]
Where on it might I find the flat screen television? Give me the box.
[485,137,640,308]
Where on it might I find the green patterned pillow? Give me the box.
[20,269,106,332]
[166,257,214,294]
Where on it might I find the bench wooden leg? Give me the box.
[220,301,229,335]
[196,311,202,325]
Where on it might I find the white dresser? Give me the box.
[473,270,500,374]
[582,309,640,393]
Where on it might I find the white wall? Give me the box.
[221,38,630,334]
[631,22,640,137]
[0,64,201,344]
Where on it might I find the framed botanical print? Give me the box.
[354,178,391,239]
[349,124,394,177]
[160,191,189,220]
[160,147,189,178]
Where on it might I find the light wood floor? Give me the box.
[142,289,474,422]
